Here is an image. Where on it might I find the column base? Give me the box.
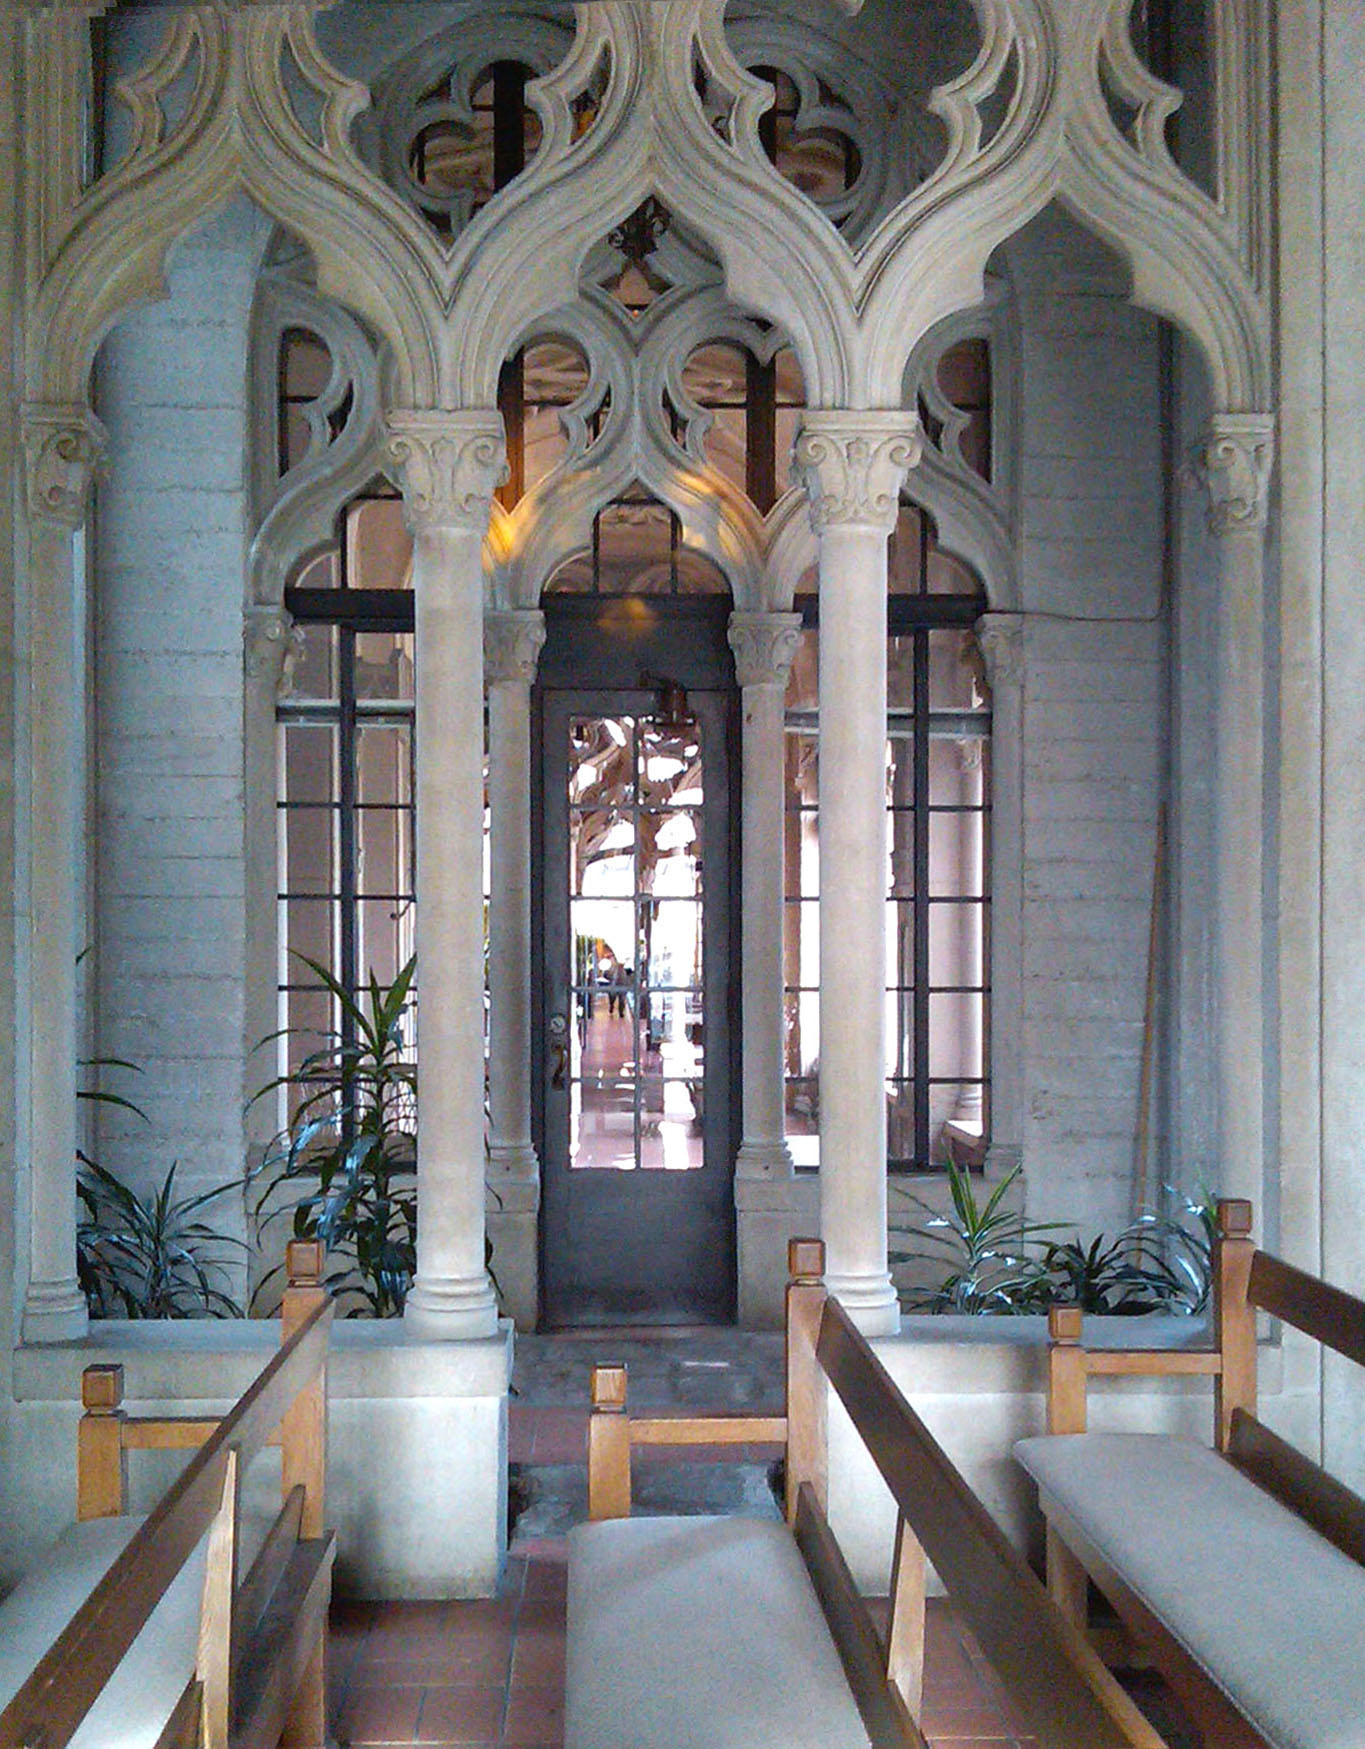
[735,1138,795,1180]
[22,1277,89,1343]
[486,1140,541,1182]
[824,1272,902,1336]
[404,1273,500,1340]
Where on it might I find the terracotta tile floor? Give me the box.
[329,1541,1103,1748]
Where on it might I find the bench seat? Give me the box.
[565,1515,871,1749]
[1015,1432,1365,1749]
[0,1515,203,1749]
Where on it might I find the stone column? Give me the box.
[976,613,1024,1181]
[484,609,545,1329]
[21,404,105,1343]
[794,412,920,1336]
[1196,416,1275,1214]
[242,605,304,1156]
[386,410,506,1340]
[727,610,803,1180]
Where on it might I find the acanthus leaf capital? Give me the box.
[22,403,106,529]
[385,409,508,535]
[793,412,923,536]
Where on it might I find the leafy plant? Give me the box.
[251,953,418,1316]
[77,1158,245,1318]
[1040,1227,1201,1316]
[890,1157,1062,1314]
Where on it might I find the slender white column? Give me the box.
[386,410,506,1340]
[794,412,920,1336]
[21,405,104,1343]
[728,611,803,1180]
[484,610,545,1182]
[1196,415,1275,1213]
[976,613,1024,1180]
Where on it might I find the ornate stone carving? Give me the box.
[976,612,1024,691]
[485,611,547,686]
[384,410,508,534]
[793,413,922,535]
[22,404,105,528]
[1195,414,1276,536]
[244,605,305,693]
[727,611,803,689]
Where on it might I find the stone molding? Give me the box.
[793,412,922,536]
[21,404,105,528]
[244,604,304,692]
[976,612,1024,690]
[384,411,508,536]
[484,611,547,687]
[727,611,804,689]
[1195,413,1276,535]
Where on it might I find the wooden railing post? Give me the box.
[1044,1306,1091,1628]
[196,1446,240,1749]
[281,1238,328,1537]
[588,1365,632,1521]
[78,1363,127,1521]
[1047,1306,1088,1435]
[785,1237,828,1525]
[885,1512,927,1722]
[1214,1198,1257,1452]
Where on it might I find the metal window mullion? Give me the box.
[338,624,359,1117]
[912,636,932,1173]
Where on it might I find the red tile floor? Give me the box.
[329,1404,1197,1747]
[331,1546,1044,1748]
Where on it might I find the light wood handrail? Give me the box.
[816,1297,1166,1749]
[1248,1250,1365,1367]
[0,1247,332,1749]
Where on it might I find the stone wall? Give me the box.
[91,199,271,1226]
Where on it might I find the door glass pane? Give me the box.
[564,709,704,1172]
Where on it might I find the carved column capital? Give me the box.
[793,412,922,536]
[244,603,305,693]
[22,403,106,528]
[976,612,1024,691]
[1194,413,1275,536]
[384,409,508,535]
[485,610,546,686]
[727,611,803,689]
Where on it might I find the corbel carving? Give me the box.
[384,410,508,535]
[1195,414,1275,536]
[22,404,105,528]
[244,604,305,693]
[976,611,1024,691]
[793,412,922,536]
[485,610,547,686]
[727,611,803,689]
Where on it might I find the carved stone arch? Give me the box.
[248,235,388,609]
[857,0,1269,413]
[899,287,1017,610]
[446,0,858,410]
[30,8,440,406]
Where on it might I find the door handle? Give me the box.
[549,1013,569,1089]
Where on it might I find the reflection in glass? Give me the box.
[565,710,706,1170]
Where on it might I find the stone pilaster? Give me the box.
[20,403,104,1343]
[976,612,1024,1182]
[484,609,545,1330]
[386,409,507,1340]
[793,411,920,1336]
[1194,413,1275,1215]
[727,610,802,1182]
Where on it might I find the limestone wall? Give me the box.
[91,200,271,1226]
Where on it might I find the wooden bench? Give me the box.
[1016,1198,1365,1749]
[0,1239,334,1749]
[569,1238,1166,1749]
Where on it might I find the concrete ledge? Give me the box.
[6,1321,515,1600]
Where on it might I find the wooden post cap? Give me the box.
[81,1363,125,1412]
[286,1238,325,1286]
[1216,1199,1254,1239]
[1048,1305,1084,1343]
[591,1365,628,1412]
[788,1238,825,1282]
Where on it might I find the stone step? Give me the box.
[509,1459,784,1543]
